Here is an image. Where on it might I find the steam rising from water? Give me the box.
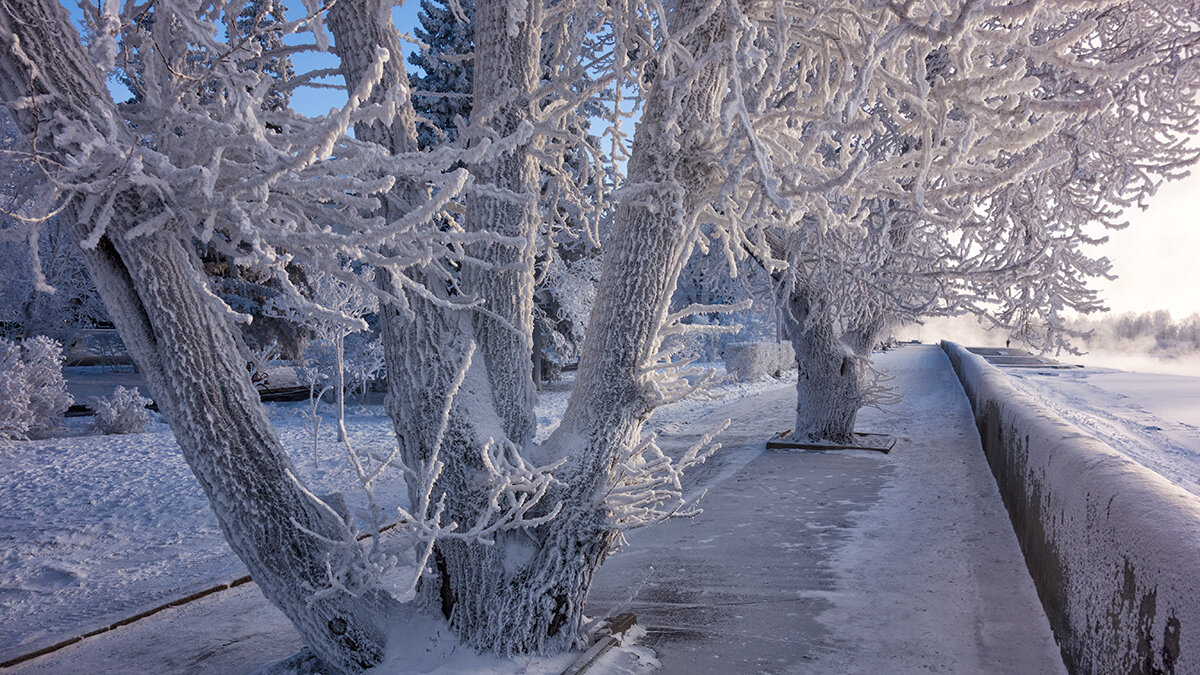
[893,316,1200,377]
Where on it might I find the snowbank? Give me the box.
[942,341,1200,674]
[724,341,794,382]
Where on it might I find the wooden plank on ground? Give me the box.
[560,613,638,675]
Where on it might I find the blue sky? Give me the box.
[285,2,425,117]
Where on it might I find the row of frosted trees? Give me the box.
[1,0,1198,671]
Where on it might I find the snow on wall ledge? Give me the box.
[942,341,1200,674]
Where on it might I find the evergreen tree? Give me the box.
[408,0,474,149]
[236,0,294,112]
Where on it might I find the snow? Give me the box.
[588,345,1064,674]
[0,363,796,666]
[1004,366,1200,497]
[3,345,1067,673]
[16,344,1200,672]
[0,403,406,662]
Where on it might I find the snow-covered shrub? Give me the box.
[0,336,72,439]
[89,386,151,434]
[725,341,795,382]
[22,336,73,429]
[0,340,34,440]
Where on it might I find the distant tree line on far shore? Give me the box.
[1068,310,1200,355]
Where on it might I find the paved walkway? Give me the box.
[7,346,1064,674]
[587,345,1064,674]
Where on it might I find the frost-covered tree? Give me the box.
[712,0,1200,443]
[0,0,508,669]
[537,254,603,376]
[0,108,107,343]
[0,215,108,343]
[328,0,746,657]
[0,0,746,669]
[968,1,1200,351]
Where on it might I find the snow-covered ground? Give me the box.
[1005,366,1200,497]
[0,403,406,662]
[4,347,1066,674]
[0,364,792,664]
[9,350,1193,672]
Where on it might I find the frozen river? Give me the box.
[1006,366,1200,497]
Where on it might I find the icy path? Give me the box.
[4,347,1063,673]
[587,345,1064,673]
[1005,367,1200,497]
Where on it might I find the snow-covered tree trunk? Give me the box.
[460,0,540,446]
[326,0,442,487]
[528,0,734,639]
[780,282,865,444]
[330,0,553,647]
[334,0,735,653]
[0,3,397,672]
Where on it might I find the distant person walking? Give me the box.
[1005,338,1011,349]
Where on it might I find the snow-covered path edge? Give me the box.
[943,341,1200,674]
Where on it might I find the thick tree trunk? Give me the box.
[781,282,865,444]
[522,0,733,649]
[0,3,397,672]
[460,1,541,447]
[302,0,736,656]
[330,0,555,649]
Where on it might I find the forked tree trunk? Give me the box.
[334,0,736,653]
[0,3,398,672]
[2,0,741,666]
[330,0,563,651]
[525,0,735,647]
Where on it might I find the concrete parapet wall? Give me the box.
[941,340,1200,674]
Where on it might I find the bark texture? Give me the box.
[0,3,397,672]
[461,0,541,447]
[330,0,559,651]
[528,0,734,646]
[781,282,866,444]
